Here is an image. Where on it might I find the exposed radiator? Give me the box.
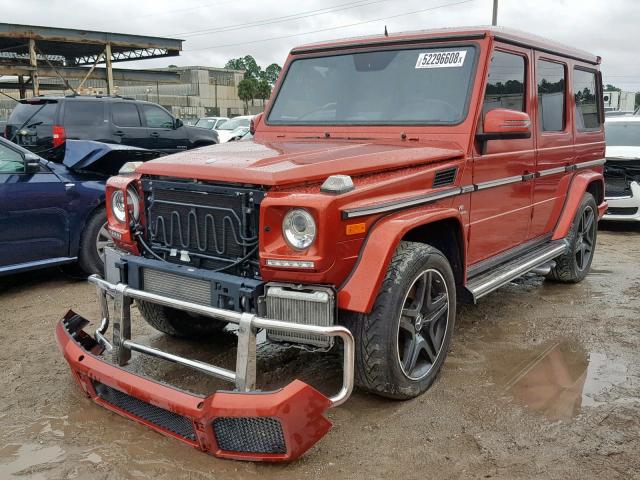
[265,285,335,348]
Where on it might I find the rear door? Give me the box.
[140,104,189,152]
[110,101,153,148]
[0,142,70,267]
[468,46,536,265]
[530,54,575,238]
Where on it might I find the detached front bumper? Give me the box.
[604,181,640,222]
[56,276,354,462]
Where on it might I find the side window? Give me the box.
[142,105,174,128]
[112,103,142,127]
[63,101,104,126]
[483,51,526,115]
[0,143,25,173]
[573,68,601,131]
[537,60,566,132]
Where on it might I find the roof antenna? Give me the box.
[384,25,389,37]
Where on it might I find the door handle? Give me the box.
[114,131,125,136]
[150,132,160,137]
[522,171,536,181]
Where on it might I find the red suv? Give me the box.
[56,27,606,462]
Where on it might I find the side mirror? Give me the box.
[174,118,184,129]
[476,108,532,142]
[250,113,263,135]
[24,153,41,173]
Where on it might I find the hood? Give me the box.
[63,140,162,175]
[136,139,464,186]
[605,145,640,161]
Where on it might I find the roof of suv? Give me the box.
[20,95,143,103]
[291,26,600,65]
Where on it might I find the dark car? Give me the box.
[0,137,160,276]
[4,96,218,159]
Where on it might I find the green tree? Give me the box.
[263,63,282,85]
[256,79,272,102]
[242,55,262,80]
[605,83,621,92]
[225,58,246,71]
[237,77,257,113]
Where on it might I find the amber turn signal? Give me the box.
[346,223,366,235]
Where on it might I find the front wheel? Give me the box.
[78,207,112,275]
[344,242,456,400]
[547,192,598,283]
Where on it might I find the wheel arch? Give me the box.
[337,207,466,313]
[552,171,605,241]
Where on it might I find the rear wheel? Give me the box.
[548,192,598,283]
[137,300,227,338]
[344,242,456,400]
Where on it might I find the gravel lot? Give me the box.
[1,225,639,480]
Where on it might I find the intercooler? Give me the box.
[265,285,335,348]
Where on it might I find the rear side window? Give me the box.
[63,101,105,126]
[573,68,601,131]
[112,103,141,127]
[142,105,174,128]
[537,60,566,132]
[483,51,526,114]
[8,102,57,126]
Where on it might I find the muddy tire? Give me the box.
[78,207,111,275]
[343,241,456,400]
[548,192,598,283]
[137,300,227,338]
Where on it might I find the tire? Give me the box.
[137,300,227,338]
[343,241,456,400]
[78,207,112,275]
[547,192,598,283]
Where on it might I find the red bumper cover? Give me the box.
[56,311,332,462]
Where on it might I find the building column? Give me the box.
[104,43,114,95]
[28,39,39,96]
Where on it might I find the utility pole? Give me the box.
[492,0,498,26]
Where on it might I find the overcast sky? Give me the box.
[5,0,640,90]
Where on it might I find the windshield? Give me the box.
[268,46,477,125]
[218,117,251,130]
[195,118,217,129]
[605,122,640,146]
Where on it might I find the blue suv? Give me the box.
[0,137,159,275]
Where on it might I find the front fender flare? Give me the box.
[552,171,605,241]
[337,207,464,313]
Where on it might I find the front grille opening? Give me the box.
[142,178,263,277]
[213,417,286,454]
[93,382,196,441]
[607,206,638,216]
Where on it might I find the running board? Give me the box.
[465,240,568,303]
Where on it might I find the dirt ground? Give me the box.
[1,224,639,480]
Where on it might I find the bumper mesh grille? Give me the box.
[213,417,286,454]
[607,206,639,216]
[93,382,196,441]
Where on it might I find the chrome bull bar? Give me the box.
[88,275,355,407]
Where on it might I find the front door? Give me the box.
[468,46,536,265]
[140,104,189,152]
[0,143,70,267]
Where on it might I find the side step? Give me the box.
[465,240,568,303]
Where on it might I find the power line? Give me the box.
[175,0,397,37]
[186,0,475,52]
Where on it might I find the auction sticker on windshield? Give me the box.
[415,51,467,69]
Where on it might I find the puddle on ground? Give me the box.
[0,443,65,479]
[494,341,628,420]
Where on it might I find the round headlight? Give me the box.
[110,187,140,223]
[282,209,316,250]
